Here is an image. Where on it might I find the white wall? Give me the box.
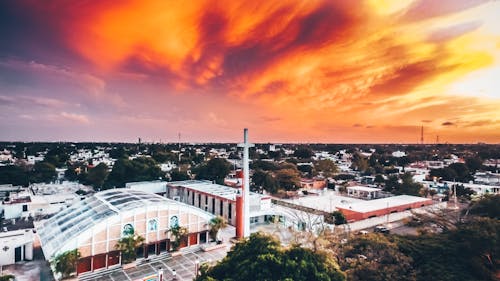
[0,229,34,266]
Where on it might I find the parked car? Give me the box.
[374,225,390,233]
[357,230,369,235]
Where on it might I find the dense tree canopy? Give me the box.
[0,165,29,186]
[430,163,473,183]
[251,169,278,194]
[169,170,190,181]
[468,194,500,219]
[294,147,314,159]
[196,233,345,281]
[105,157,162,188]
[340,234,416,281]
[31,161,57,183]
[275,168,301,191]
[194,158,231,184]
[314,159,339,178]
[85,163,109,190]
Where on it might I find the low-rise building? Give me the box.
[0,228,34,266]
[299,178,327,190]
[337,195,433,222]
[346,186,382,200]
[166,180,272,226]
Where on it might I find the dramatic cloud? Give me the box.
[0,0,498,143]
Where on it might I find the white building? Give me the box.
[474,172,500,185]
[27,155,44,165]
[346,186,382,200]
[392,151,406,158]
[0,229,34,266]
[166,180,272,226]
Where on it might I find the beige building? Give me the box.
[37,189,213,275]
[166,180,272,227]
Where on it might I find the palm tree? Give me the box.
[115,233,145,264]
[168,225,189,251]
[52,249,80,279]
[209,216,227,243]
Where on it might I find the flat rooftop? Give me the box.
[168,180,262,202]
[281,190,364,213]
[337,195,430,213]
[347,185,382,192]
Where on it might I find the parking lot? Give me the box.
[81,246,229,281]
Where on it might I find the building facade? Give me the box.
[166,180,272,227]
[37,189,213,275]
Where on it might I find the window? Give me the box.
[212,198,215,214]
[192,192,195,205]
[228,203,232,219]
[198,194,201,207]
[122,224,134,236]
[148,219,158,231]
[170,216,179,228]
[220,201,224,216]
[22,205,28,212]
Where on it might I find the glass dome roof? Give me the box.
[37,189,176,258]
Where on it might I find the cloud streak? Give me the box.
[0,0,498,143]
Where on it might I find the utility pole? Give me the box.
[420,125,424,145]
[178,132,181,171]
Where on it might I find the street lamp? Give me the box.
[195,257,200,277]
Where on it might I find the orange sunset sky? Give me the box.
[0,0,499,143]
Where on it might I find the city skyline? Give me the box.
[1,0,499,143]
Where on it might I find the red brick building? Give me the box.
[336,195,433,222]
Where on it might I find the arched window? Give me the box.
[170,215,179,228]
[122,223,134,237]
[148,219,158,231]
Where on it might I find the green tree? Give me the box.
[275,168,301,191]
[115,234,145,263]
[340,235,416,281]
[314,159,339,178]
[0,165,29,186]
[468,194,500,219]
[209,216,227,242]
[52,249,80,279]
[168,225,188,251]
[45,147,69,168]
[252,170,279,194]
[86,163,109,190]
[251,160,279,171]
[196,233,345,281]
[465,157,483,173]
[105,157,162,188]
[297,164,314,175]
[351,153,369,173]
[0,275,15,281]
[30,161,57,183]
[151,151,177,163]
[398,218,500,281]
[332,211,347,225]
[397,173,423,196]
[169,170,190,181]
[294,147,314,159]
[194,158,231,184]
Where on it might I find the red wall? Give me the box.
[337,199,433,222]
